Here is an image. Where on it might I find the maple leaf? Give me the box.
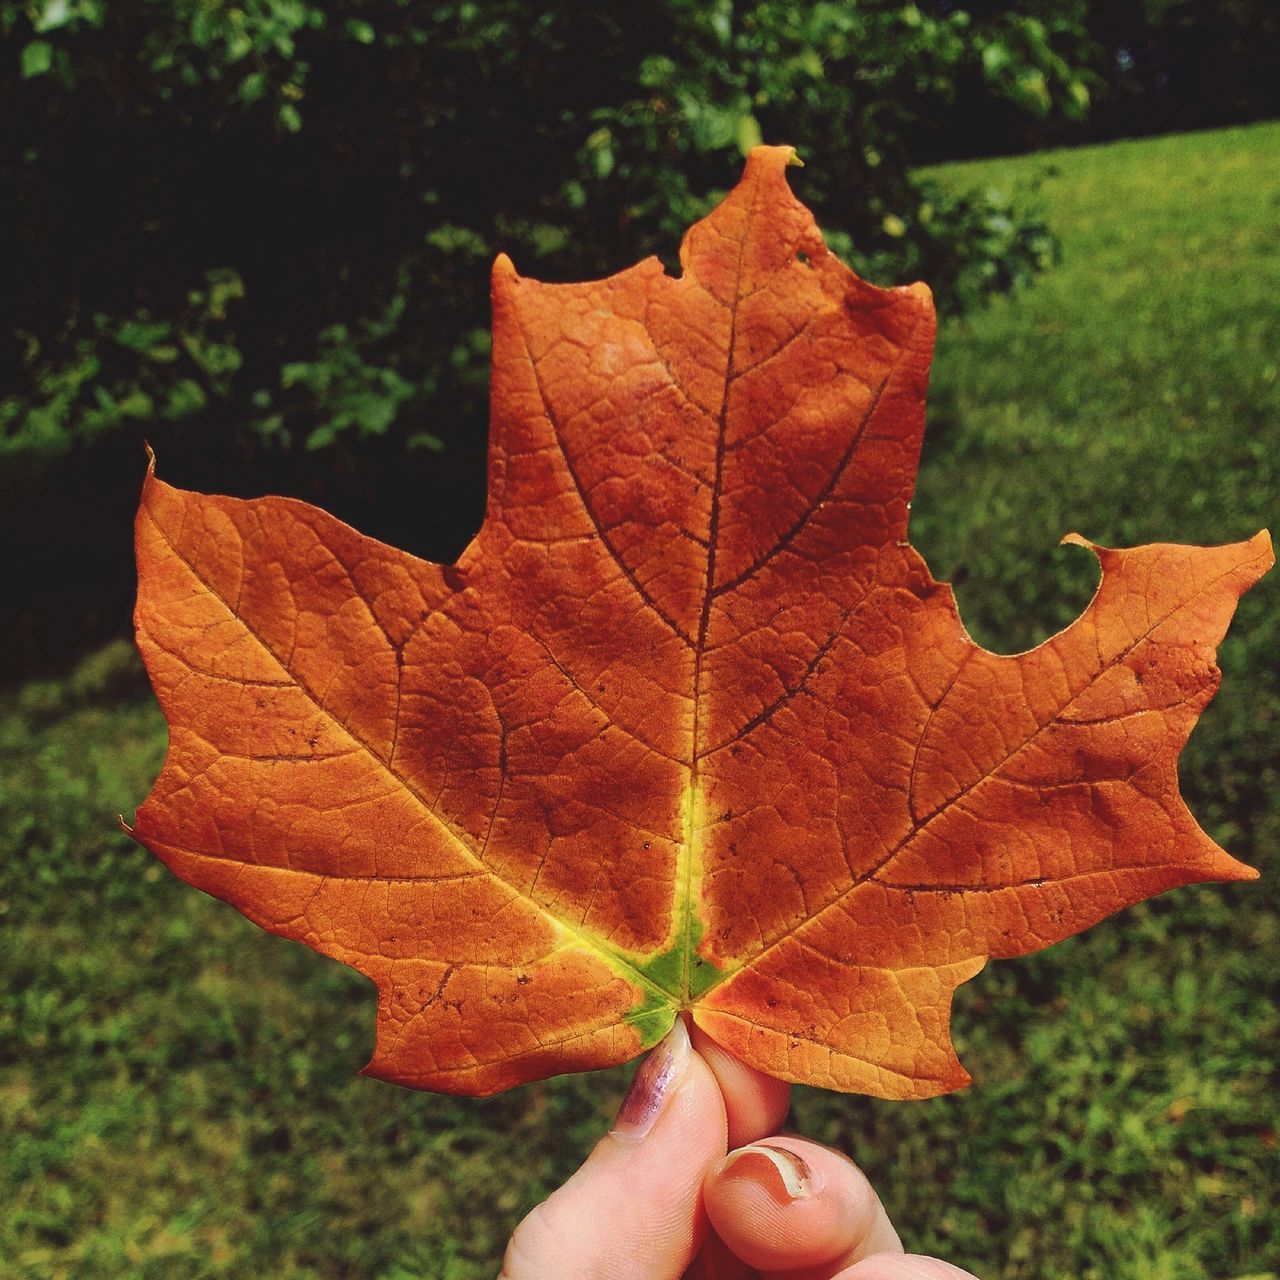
[131,146,1272,1098]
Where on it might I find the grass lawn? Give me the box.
[4,121,1278,1279]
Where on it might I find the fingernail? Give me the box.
[610,1019,691,1143]
[720,1143,816,1201]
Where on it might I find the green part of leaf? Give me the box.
[622,988,677,1050]
[635,916,724,1006]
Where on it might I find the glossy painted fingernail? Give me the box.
[609,1019,691,1143]
[720,1143,816,1200]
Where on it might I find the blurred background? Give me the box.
[1,2,1276,1277]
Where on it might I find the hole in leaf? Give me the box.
[935,540,1102,656]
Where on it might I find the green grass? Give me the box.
[4,121,1279,1278]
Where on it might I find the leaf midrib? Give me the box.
[682,163,764,1005]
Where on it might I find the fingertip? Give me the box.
[704,1137,900,1274]
[690,1023,791,1147]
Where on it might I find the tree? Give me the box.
[1,0,1089,669]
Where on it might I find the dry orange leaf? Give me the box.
[131,147,1272,1098]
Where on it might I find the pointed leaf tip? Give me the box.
[1249,526,1274,566]
[744,144,804,179]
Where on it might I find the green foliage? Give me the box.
[3,123,1277,1278]
[921,0,1280,157]
[2,269,245,451]
[575,2,1077,308]
[1,0,1085,469]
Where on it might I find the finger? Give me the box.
[833,1255,981,1280]
[690,1023,792,1148]
[704,1136,901,1278]
[501,1019,726,1280]
[680,1027,792,1280]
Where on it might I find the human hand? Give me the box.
[500,1019,981,1279]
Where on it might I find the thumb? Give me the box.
[500,1019,727,1280]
